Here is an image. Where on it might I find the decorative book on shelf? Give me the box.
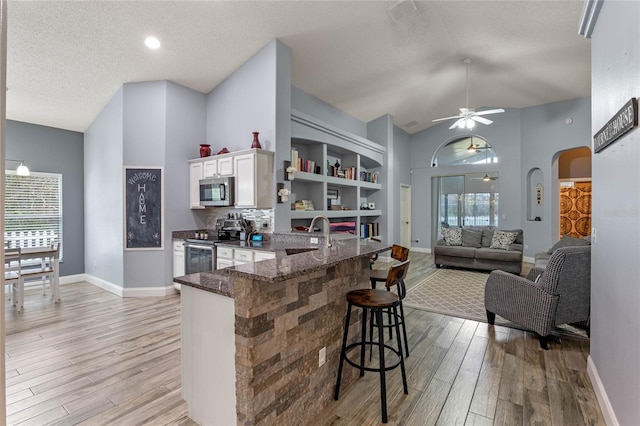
[360,171,379,184]
[360,222,379,238]
[291,149,321,174]
[327,163,357,180]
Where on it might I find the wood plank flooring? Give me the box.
[4,252,605,425]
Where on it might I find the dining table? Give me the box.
[4,245,61,304]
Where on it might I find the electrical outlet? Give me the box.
[318,346,326,367]
[310,237,319,245]
[262,221,269,228]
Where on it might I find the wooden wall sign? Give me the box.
[594,98,638,153]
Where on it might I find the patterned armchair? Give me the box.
[484,246,591,349]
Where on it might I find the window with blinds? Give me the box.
[4,171,63,258]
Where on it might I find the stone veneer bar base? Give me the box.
[233,256,370,425]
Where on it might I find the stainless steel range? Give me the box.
[183,219,245,275]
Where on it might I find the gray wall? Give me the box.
[291,86,367,138]
[85,82,206,289]
[590,1,640,424]
[84,87,124,285]
[409,108,523,250]
[6,120,84,276]
[409,97,590,257]
[206,39,281,153]
[520,97,591,255]
[393,125,412,242]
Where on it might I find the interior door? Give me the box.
[400,184,411,247]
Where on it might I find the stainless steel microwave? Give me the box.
[199,176,235,207]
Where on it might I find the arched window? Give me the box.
[432,136,497,167]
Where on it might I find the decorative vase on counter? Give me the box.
[199,144,212,158]
[251,132,262,149]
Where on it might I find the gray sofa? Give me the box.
[433,226,524,274]
[527,235,591,280]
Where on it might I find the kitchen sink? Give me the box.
[285,247,319,256]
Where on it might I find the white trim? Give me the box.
[587,355,619,426]
[523,256,535,264]
[83,274,178,297]
[411,247,431,254]
[122,285,178,297]
[84,274,124,297]
[59,274,86,285]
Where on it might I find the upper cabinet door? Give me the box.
[218,157,234,176]
[189,162,204,209]
[203,159,218,177]
[234,153,256,208]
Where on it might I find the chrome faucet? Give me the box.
[309,215,332,248]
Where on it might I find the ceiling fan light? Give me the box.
[458,120,466,129]
[466,119,475,129]
[483,173,491,182]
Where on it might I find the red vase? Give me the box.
[200,144,211,158]
[251,132,262,149]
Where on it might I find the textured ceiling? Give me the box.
[6,1,590,134]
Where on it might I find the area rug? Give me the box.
[403,268,500,324]
[403,267,588,340]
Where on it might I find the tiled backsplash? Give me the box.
[205,208,274,233]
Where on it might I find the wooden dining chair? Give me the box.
[21,242,61,303]
[4,247,25,312]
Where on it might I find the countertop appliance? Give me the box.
[199,176,235,207]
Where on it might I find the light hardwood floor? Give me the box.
[5,252,605,425]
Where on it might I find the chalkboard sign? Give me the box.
[124,167,163,250]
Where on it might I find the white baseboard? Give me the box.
[82,274,177,298]
[587,355,619,426]
[411,247,431,254]
[59,274,87,285]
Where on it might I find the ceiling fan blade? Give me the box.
[432,114,463,122]
[449,118,465,129]
[473,108,505,116]
[471,116,493,125]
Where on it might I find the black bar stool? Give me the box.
[370,259,411,359]
[334,282,409,423]
[369,245,410,346]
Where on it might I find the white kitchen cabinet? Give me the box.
[218,157,234,176]
[173,240,185,277]
[203,158,218,177]
[254,251,276,262]
[233,248,254,265]
[189,161,204,209]
[216,246,234,270]
[203,156,233,177]
[234,150,274,209]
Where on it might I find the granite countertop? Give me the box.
[173,236,390,297]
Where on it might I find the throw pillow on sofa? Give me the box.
[462,228,482,248]
[443,227,462,246]
[490,230,518,250]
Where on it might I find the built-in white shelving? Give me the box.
[288,110,385,239]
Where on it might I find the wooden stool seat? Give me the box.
[347,289,399,308]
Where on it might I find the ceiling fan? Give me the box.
[471,173,499,181]
[433,59,505,130]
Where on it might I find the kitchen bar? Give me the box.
[174,233,390,425]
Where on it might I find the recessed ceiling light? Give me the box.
[144,36,161,50]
